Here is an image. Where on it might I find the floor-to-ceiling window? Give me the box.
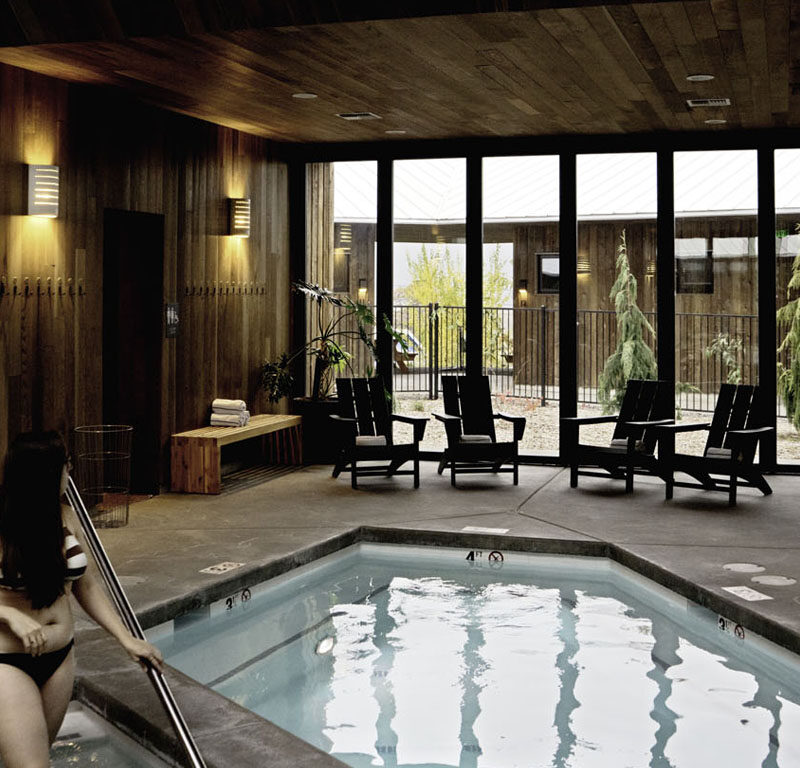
[304,161,378,398]
[392,158,466,451]
[775,149,800,466]
[674,150,758,452]
[576,153,658,441]
[483,155,559,456]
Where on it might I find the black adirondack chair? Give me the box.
[434,375,526,486]
[653,383,773,505]
[330,378,428,489]
[562,379,672,492]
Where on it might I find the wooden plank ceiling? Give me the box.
[0,0,795,143]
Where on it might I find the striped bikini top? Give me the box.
[0,527,88,590]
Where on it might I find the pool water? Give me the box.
[150,544,800,768]
[0,702,171,768]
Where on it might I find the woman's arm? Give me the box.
[63,504,163,671]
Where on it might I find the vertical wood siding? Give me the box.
[0,64,289,483]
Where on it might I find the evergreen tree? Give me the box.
[777,224,800,431]
[598,229,658,412]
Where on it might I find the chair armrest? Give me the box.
[393,413,428,442]
[433,412,462,442]
[433,413,461,423]
[561,415,618,426]
[625,419,674,428]
[494,412,526,441]
[651,422,711,434]
[727,426,774,436]
[392,414,429,425]
[329,413,357,443]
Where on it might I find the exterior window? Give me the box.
[675,238,713,294]
[537,253,559,294]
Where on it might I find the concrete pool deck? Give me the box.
[72,463,800,767]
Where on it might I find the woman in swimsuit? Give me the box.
[0,431,163,768]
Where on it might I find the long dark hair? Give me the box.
[1,431,67,608]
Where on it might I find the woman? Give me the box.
[0,431,163,768]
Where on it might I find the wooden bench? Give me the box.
[170,414,302,494]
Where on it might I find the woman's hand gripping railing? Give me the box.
[65,476,207,768]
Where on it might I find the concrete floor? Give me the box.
[72,462,800,768]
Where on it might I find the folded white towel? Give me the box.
[213,405,248,415]
[210,413,245,427]
[212,398,247,411]
[210,411,251,427]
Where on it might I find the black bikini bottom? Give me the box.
[0,639,74,687]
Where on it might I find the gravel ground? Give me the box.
[394,393,800,461]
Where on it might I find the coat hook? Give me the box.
[57,277,63,296]
[67,278,74,296]
[47,277,52,296]
[24,277,30,297]
[78,279,85,296]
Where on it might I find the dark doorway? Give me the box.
[103,209,164,494]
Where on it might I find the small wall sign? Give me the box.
[166,302,179,337]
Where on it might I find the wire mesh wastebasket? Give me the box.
[73,425,133,528]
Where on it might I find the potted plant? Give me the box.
[261,279,405,402]
[261,280,405,461]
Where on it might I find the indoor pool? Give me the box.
[149,544,800,768]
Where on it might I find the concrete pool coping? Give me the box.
[69,464,800,767]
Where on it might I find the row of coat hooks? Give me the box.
[184,282,266,296]
[0,276,86,298]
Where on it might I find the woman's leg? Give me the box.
[40,646,76,744]
[0,664,51,768]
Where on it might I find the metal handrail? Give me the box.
[66,476,207,768]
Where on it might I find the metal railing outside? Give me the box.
[66,476,207,768]
[325,303,775,415]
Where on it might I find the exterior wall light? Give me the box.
[27,165,59,217]
[577,258,591,275]
[358,278,368,299]
[518,279,528,305]
[229,198,251,237]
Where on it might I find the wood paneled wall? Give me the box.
[0,63,289,484]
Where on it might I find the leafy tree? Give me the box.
[598,229,658,412]
[396,242,512,371]
[705,332,743,385]
[777,224,800,431]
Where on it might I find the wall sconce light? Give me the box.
[229,198,251,237]
[27,165,59,217]
[518,279,528,305]
[577,258,591,275]
[358,278,368,299]
[646,261,656,278]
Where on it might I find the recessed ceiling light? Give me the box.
[687,73,714,82]
[292,92,318,100]
[704,118,727,125]
[385,130,407,135]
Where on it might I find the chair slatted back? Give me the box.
[610,379,670,454]
[705,383,762,463]
[610,379,649,441]
[707,383,737,449]
[441,376,461,418]
[369,378,392,438]
[352,379,375,436]
[336,378,392,441]
[457,376,497,441]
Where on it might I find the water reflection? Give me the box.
[154,552,800,768]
